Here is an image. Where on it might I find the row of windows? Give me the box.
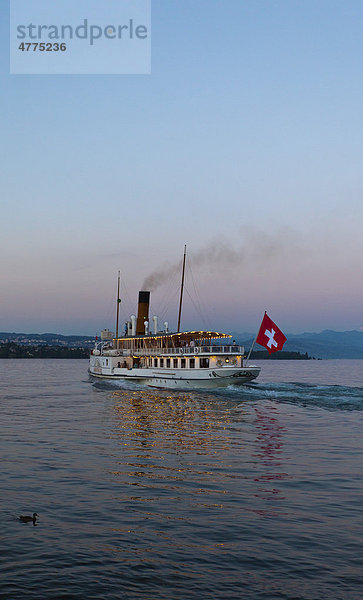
[149,357,210,369]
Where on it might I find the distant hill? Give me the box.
[285,330,363,359]
[0,332,94,348]
[235,330,363,359]
[0,342,89,359]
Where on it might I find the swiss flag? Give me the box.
[256,313,287,354]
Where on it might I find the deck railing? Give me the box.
[102,345,244,357]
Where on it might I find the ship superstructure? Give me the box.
[89,289,260,388]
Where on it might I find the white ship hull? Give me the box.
[89,363,260,389]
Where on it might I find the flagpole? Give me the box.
[115,271,121,348]
[245,311,266,366]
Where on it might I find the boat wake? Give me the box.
[91,377,145,392]
[92,376,363,411]
[223,381,363,411]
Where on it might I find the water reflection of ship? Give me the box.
[251,405,291,516]
[103,390,291,564]
[107,388,250,546]
[108,389,243,456]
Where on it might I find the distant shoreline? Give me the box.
[1,330,363,359]
[249,350,312,360]
[0,343,90,359]
[0,342,311,360]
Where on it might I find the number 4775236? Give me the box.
[18,42,67,51]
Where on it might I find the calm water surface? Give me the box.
[1,359,362,600]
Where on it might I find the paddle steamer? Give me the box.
[89,250,260,389]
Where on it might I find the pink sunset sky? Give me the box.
[1,1,362,335]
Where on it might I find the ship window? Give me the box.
[173,358,178,368]
[200,358,209,368]
[189,358,195,369]
[154,358,158,367]
[149,358,152,367]
[106,359,109,366]
[181,358,186,368]
[160,359,164,367]
[166,358,170,368]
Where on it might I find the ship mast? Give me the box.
[115,270,121,340]
[177,245,187,333]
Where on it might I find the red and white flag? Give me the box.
[256,313,287,354]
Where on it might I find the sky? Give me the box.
[1,0,362,335]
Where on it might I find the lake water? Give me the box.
[1,359,362,600]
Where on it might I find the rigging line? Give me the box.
[102,281,117,327]
[157,287,176,319]
[119,277,135,319]
[111,276,136,336]
[186,258,213,327]
[151,262,181,323]
[187,274,205,321]
[102,277,123,333]
[186,258,205,317]
[184,286,210,331]
[152,287,180,326]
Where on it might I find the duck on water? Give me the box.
[19,513,38,524]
